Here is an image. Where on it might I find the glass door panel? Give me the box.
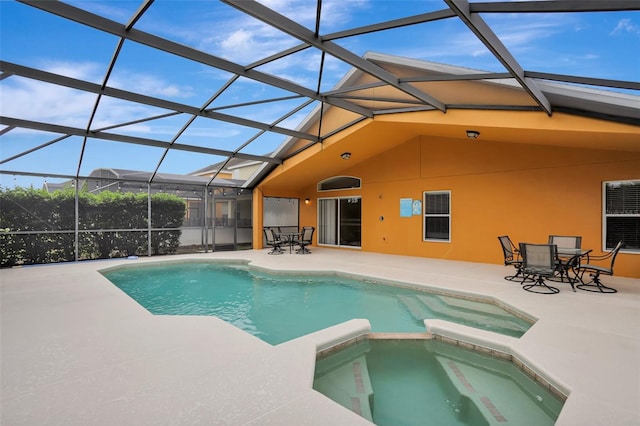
[319,197,360,248]
[319,198,338,245]
[340,197,361,247]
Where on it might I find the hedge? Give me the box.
[0,187,186,267]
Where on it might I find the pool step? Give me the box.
[435,353,561,425]
[436,355,508,425]
[397,295,431,322]
[436,294,516,319]
[397,294,529,335]
[417,295,529,334]
[313,355,375,422]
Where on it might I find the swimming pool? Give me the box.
[102,261,533,344]
[314,339,564,426]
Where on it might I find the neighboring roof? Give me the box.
[97,168,244,187]
[190,157,263,176]
[1,1,638,190]
[44,168,244,191]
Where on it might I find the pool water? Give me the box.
[314,339,564,426]
[102,261,532,345]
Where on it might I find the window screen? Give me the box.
[604,180,639,251]
[423,191,450,242]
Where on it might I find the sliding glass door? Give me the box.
[318,197,361,248]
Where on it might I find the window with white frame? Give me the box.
[603,180,639,252]
[423,190,450,242]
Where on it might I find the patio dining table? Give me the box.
[554,247,592,290]
[275,232,301,254]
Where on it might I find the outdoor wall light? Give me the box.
[341,152,351,160]
[466,130,480,139]
[304,198,310,204]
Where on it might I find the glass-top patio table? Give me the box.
[554,248,592,290]
[275,232,301,254]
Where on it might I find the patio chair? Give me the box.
[263,228,284,255]
[519,243,560,294]
[548,235,582,283]
[576,241,623,293]
[295,226,315,254]
[497,236,527,282]
[548,235,582,249]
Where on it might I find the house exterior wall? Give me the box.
[231,163,261,180]
[289,135,640,278]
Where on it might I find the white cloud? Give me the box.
[127,0,368,92]
[209,19,298,65]
[0,59,198,136]
[91,96,180,133]
[0,78,96,128]
[184,0,370,66]
[65,0,133,23]
[396,13,572,71]
[180,125,242,139]
[106,121,242,140]
[610,18,640,36]
[110,71,195,99]
[279,109,313,130]
[490,15,565,53]
[220,29,255,53]
[42,61,103,82]
[260,0,369,30]
[43,58,196,99]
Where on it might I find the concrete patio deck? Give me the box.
[1,248,639,425]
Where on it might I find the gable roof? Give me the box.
[245,52,640,189]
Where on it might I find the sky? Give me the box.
[1,0,639,189]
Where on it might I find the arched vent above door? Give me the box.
[317,176,361,191]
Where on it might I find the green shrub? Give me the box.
[0,187,186,266]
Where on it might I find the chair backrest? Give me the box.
[497,236,516,262]
[548,235,581,249]
[606,241,624,273]
[264,228,276,245]
[301,226,315,242]
[520,243,557,276]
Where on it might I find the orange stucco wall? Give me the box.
[254,107,640,278]
[284,135,640,278]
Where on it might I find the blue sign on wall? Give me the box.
[400,198,412,217]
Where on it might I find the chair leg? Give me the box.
[267,246,284,255]
[507,267,533,283]
[295,244,311,254]
[548,264,580,292]
[576,273,617,293]
[504,270,521,281]
[523,276,559,294]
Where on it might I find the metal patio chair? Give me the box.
[519,243,560,294]
[498,235,527,282]
[576,241,623,293]
[548,235,582,283]
[548,235,582,249]
[295,226,315,254]
[264,228,284,255]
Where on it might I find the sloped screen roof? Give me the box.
[1,0,638,190]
